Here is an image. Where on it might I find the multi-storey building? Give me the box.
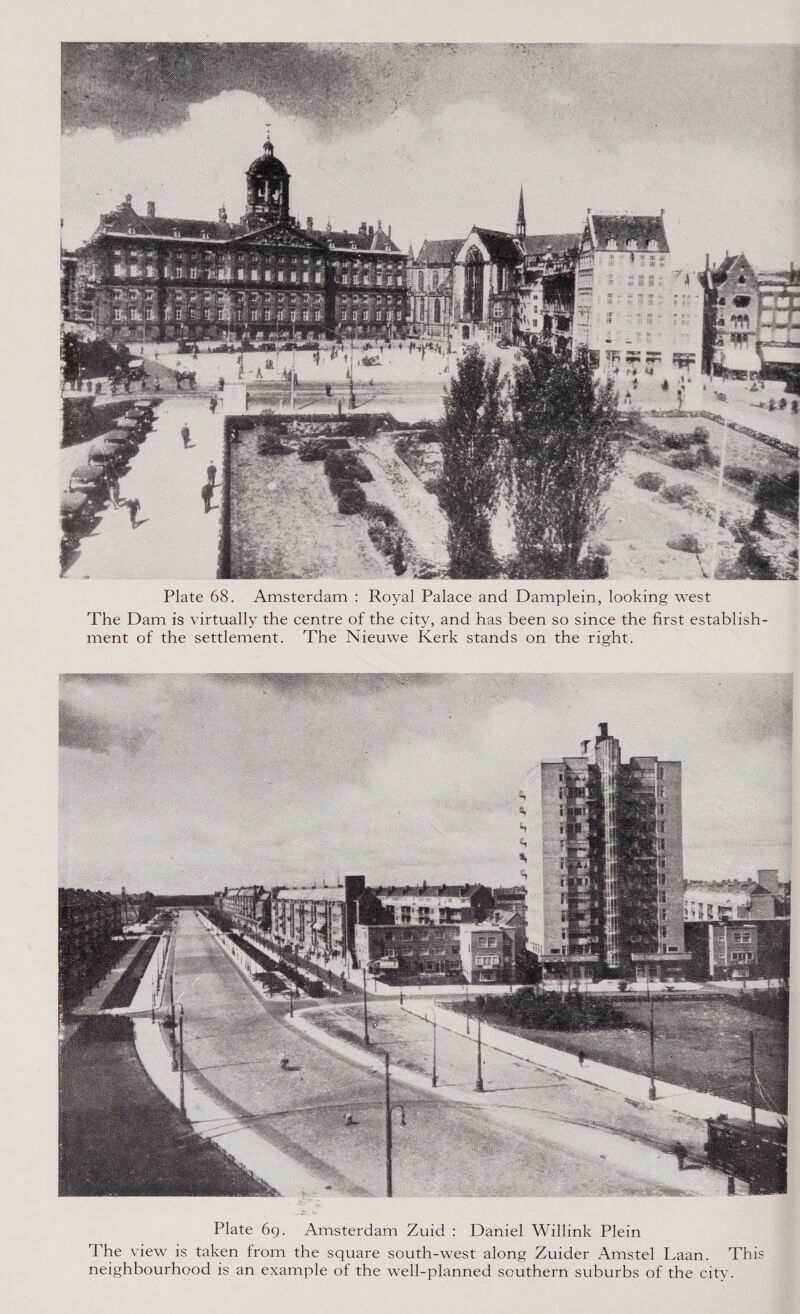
[572,211,672,371]
[757,265,800,385]
[685,918,790,983]
[216,884,271,934]
[702,251,761,377]
[354,922,464,980]
[372,882,494,925]
[70,134,406,344]
[684,870,788,922]
[58,887,123,999]
[522,722,690,982]
[459,922,517,984]
[270,875,383,964]
[671,267,705,373]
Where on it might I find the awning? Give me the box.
[760,346,800,366]
[720,350,761,373]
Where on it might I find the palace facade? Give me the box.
[69,135,407,343]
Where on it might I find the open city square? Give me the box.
[60,45,799,581]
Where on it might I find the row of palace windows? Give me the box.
[111,248,404,287]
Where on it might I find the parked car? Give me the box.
[60,490,95,534]
[68,464,108,500]
[114,416,145,437]
[88,440,129,472]
[127,356,146,381]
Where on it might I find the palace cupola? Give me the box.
[244,132,290,228]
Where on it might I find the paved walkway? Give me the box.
[62,396,223,578]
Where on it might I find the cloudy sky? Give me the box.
[61,43,798,268]
[60,674,792,895]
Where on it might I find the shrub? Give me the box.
[257,434,291,456]
[692,425,710,443]
[635,470,665,491]
[365,502,398,529]
[726,465,756,487]
[670,449,702,470]
[754,471,799,520]
[660,481,695,504]
[751,506,769,533]
[667,533,702,554]
[338,484,367,514]
[737,541,779,579]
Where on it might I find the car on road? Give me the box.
[88,440,129,473]
[68,463,109,501]
[60,490,96,535]
[127,356,146,381]
[94,430,138,459]
[114,416,145,438]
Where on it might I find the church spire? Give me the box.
[516,186,526,238]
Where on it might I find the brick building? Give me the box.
[371,882,494,925]
[702,252,761,377]
[459,922,517,984]
[270,875,383,964]
[69,134,406,344]
[685,918,790,982]
[58,887,123,999]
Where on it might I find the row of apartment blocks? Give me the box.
[214,877,528,984]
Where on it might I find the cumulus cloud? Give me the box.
[62,81,798,268]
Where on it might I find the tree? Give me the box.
[507,346,621,577]
[438,346,504,577]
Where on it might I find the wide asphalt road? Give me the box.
[172,911,673,1197]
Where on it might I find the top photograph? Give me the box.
[60,43,799,581]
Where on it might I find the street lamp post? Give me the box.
[464,982,470,1036]
[431,1011,438,1088]
[383,1052,406,1198]
[170,972,178,1071]
[648,997,657,1100]
[177,1002,186,1120]
[349,328,356,410]
[475,1009,484,1093]
[290,312,297,412]
[362,968,370,1046]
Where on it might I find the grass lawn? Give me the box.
[59,1015,269,1195]
[458,994,788,1114]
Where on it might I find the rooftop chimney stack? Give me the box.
[598,722,609,738]
[306,216,313,231]
[146,200,156,218]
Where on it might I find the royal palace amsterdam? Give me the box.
[69,134,408,344]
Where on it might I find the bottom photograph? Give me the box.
[59,673,791,1198]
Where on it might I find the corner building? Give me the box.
[72,135,406,344]
[521,723,690,983]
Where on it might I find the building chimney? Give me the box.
[581,739,590,755]
[388,224,391,240]
[368,224,374,238]
[219,204,228,223]
[146,200,156,218]
[377,219,383,232]
[306,216,313,232]
[124,193,133,207]
[705,252,710,272]
[598,722,609,738]
[359,221,367,236]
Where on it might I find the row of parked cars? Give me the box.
[61,401,159,537]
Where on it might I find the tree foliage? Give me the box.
[507,346,621,577]
[438,346,504,577]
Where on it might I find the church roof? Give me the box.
[416,238,462,265]
[521,232,581,258]
[470,227,523,262]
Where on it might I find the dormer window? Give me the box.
[173,227,180,238]
[627,238,637,250]
[607,238,617,250]
[648,239,658,251]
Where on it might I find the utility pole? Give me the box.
[464,981,470,1036]
[431,1011,438,1088]
[349,328,356,410]
[475,1010,484,1092]
[290,312,297,412]
[170,972,178,1071]
[648,997,657,1100]
[362,968,370,1045]
[749,1031,757,1129]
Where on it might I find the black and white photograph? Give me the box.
[60,44,799,582]
[59,673,791,1199]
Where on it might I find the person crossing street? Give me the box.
[207,462,217,489]
[201,482,213,513]
[181,422,191,448]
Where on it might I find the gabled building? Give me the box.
[453,227,523,344]
[71,134,406,344]
[757,265,800,386]
[702,251,761,377]
[407,238,462,340]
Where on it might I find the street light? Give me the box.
[648,997,657,1100]
[384,1052,406,1198]
[349,327,356,410]
[177,1002,186,1120]
[428,1011,438,1088]
[475,1010,484,1093]
[362,968,370,1046]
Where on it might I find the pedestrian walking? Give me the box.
[128,497,140,528]
[673,1141,688,1171]
[343,1113,355,1126]
[108,475,121,508]
[578,1049,586,1068]
[209,395,217,414]
[256,366,263,379]
[207,462,217,488]
[181,423,190,448]
[201,482,213,513]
